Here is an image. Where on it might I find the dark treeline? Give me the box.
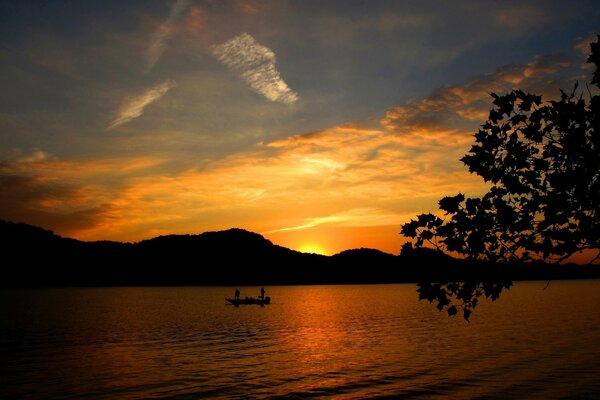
[2,220,599,287]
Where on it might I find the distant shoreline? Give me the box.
[2,220,599,287]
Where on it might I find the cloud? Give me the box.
[0,154,167,238]
[211,33,299,104]
[107,80,175,130]
[381,50,580,143]
[12,150,52,164]
[263,207,406,234]
[146,0,191,71]
[494,5,546,33]
[524,54,572,78]
[0,120,483,249]
[575,34,599,57]
[0,174,111,232]
[1,155,166,183]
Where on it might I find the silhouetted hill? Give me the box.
[1,220,599,286]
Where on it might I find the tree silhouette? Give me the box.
[401,36,600,320]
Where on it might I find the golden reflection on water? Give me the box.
[2,282,600,398]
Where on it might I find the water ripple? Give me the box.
[2,283,600,399]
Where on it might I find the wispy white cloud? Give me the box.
[146,0,191,71]
[211,33,299,104]
[107,80,175,130]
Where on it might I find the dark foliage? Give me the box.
[401,36,600,320]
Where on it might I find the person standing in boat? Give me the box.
[260,287,265,301]
[234,289,240,301]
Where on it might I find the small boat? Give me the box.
[226,296,271,306]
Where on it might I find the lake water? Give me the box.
[2,281,600,399]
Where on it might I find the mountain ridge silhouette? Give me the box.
[1,219,598,286]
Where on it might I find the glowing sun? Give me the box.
[297,243,327,255]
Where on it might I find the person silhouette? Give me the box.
[234,289,240,300]
[260,287,265,301]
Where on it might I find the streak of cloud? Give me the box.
[263,208,404,234]
[107,80,175,130]
[211,33,299,104]
[146,0,191,71]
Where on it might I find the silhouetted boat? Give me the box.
[226,297,271,306]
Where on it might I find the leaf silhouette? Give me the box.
[402,36,600,320]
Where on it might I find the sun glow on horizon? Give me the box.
[296,243,328,255]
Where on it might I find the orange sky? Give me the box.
[2,40,596,258]
[0,2,598,262]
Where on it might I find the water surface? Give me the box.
[2,282,600,398]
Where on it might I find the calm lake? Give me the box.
[2,281,600,399]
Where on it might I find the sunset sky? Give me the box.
[1,1,598,255]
